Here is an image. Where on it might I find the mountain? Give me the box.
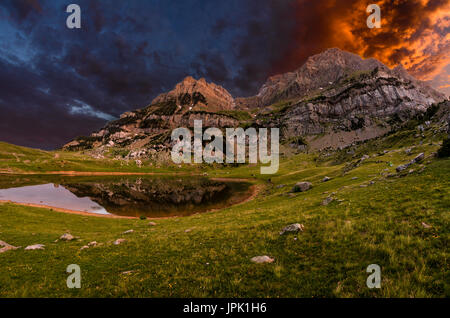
[237,48,444,108]
[63,48,447,154]
[152,76,236,112]
[63,76,239,152]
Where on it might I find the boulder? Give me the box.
[412,153,424,163]
[280,223,304,235]
[322,176,331,182]
[322,197,334,206]
[113,239,126,245]
[251,256,274,264]
[60,233,76,241]
[396,163,412,172]
[292,182,312,193]
[0,240,19,253]
[25,244,45,250]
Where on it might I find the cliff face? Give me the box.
[63,77,239,151]
[237,48,444,108]
[64,48,447,153]
[152,76,236,112]
[255,66,446,149]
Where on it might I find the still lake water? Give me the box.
[0,175,252,218]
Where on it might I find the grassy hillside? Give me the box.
[0,141,197,174]
[0,127,448,297]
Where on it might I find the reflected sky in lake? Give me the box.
[0,183,109,214]
[0,176,252,218]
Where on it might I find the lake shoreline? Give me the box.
[0,181,261,220]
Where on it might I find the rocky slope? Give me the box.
[255,65,447,149]
[152,76,236,112]
[63,77,239,152]
[64,48,447,154]
[237,48,444,108]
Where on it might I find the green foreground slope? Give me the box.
[0,129,449,297]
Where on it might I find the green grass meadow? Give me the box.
[0,129,448,297]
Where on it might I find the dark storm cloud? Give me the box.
[274,0,449,81]
[0,0,447,149]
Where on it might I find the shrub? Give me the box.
[437,138,450,158]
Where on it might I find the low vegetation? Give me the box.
[0,125,448,297]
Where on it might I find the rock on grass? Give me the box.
[60,233,76,241]
[291,182,312,193]
[113,239,126,245]
[280,223,304,235]
[322,197,334,206]
[0,240,19,253]
[25,244,45,250]
[251,256,274,264]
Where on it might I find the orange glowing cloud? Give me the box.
[274,0,449,94]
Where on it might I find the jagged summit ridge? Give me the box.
[239,47,443,108]
[152,76,236,112]
[63,48,447,153]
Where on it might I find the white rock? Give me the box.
[280,223,304,235]
[60,233,76,241]
[113,239,126,245]
[0,240,19,253]
[25,244,45,250]
[122,230,134,234]
[251,256,274,264]
[421,222,432,229]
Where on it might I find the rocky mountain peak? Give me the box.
[238,48,445,108]
[152,76,235,112]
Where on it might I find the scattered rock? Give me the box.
[251,256,274,264]
[148,222,157,226]
[276,184,286,189]
[122,230,134,234]
[421,222,432,229]
[396,153,425,172]
[185,228,193,233]
[121,270,135,275]
[412,153,424,163]
[280,223,304,235]
[0,240,19,253]
[396,163,411,172]
[351,177,358,180]
[322,176,331,182]
[360,155,370,161]
[291,182,312,193]
[80,245,89,250]
[88,241,97,247]
[113,239,126,245]
[25,244,45,250]
[322,197,334,206]
[60,233,76,241]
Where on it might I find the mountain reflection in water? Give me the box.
[0,176,252,218]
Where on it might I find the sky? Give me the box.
[0,0,448,150]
